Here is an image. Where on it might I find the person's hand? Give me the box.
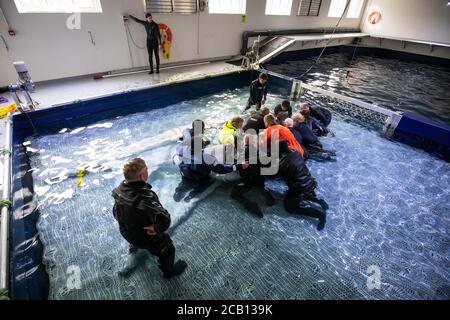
[261,100,266,106]
[143,225,156,236]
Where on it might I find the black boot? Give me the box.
[317,218,326,231]
[163,260,187,279]
[149,70,154,75]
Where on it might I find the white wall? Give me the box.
[0,0,362,86]
[361,0,450,44]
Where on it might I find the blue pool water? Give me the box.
[20,85,450,300]
[264,47,450,126]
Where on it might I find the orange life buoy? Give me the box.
[368,11,382,25]
[158,23,172,59]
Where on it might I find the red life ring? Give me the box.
[368,11,382,25]
[158,23,172,59]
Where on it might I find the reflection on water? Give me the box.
[26,87,450,300]
[265,52,450,125]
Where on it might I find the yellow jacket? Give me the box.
[218,121,239,146]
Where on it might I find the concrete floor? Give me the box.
[0,61,242,191]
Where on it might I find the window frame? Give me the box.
[327,0,365,19]
[208,0,247,15]
[265,0,293,16]
[13,0,103,13]
[346,0,364,19]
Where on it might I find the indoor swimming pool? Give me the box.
[264,46,450,126]
[9,72,449,300]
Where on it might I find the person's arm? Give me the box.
[130,15,146,25]
[263,83,268,101]
[209,162,249,174]
[138,193,171,234]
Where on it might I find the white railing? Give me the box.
[263,68,403,135]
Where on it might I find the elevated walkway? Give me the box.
[255,32,369,64]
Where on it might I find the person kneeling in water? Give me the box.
[276,140,328,230]
[112,158,187,279]
[175,119,248,201]
[299,103,329,137]
[299,102,332,128]
[230,134,275,218]
[291,113,336,161]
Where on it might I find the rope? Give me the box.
[0,199,11,208]
[125,22,146,50]
[24,111,37,135]
[294,0,352,80]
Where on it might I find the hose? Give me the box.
[125,22,146,50]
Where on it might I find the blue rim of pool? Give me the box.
[6,67,450,300]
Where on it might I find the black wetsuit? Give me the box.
[246,79,267,110]
[277,141,328,230]
[305,115,328,137]
[231,144,275,217]
[293,123,320,148]
[130,16,161,72]
[112,181,175,275]
[292,123,336,161]
[274,104,292,118]
[310,106,332,127]
[276,111,290,125]
[243,111,266,134]
[175,129,237,201]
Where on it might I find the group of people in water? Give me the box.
[112,72,335,279]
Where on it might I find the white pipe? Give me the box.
[0,114,12,291]
[100,61,211,79]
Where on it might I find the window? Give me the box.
[327,0,347,18]
[346,0,364,18]
[209,0,246,14]
[145,0,198,14]
[298,0,322,16]
[328,0,364,18]
[14,0,102,13]
[265,0,293,16]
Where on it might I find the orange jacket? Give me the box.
[265,125,305,158]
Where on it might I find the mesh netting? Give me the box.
[299,87,390,131]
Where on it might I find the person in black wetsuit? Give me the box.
[299,105,329,137]
[173,120,248,201]
[274,100,293,118]
[112,158,187,278]
[129,13,161,74]
[243,106,270,134]
[299,102,332,128]
[245,72,268,111]
[291,113,336,161]
[230,135,275,218]
[276,140,328,230]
